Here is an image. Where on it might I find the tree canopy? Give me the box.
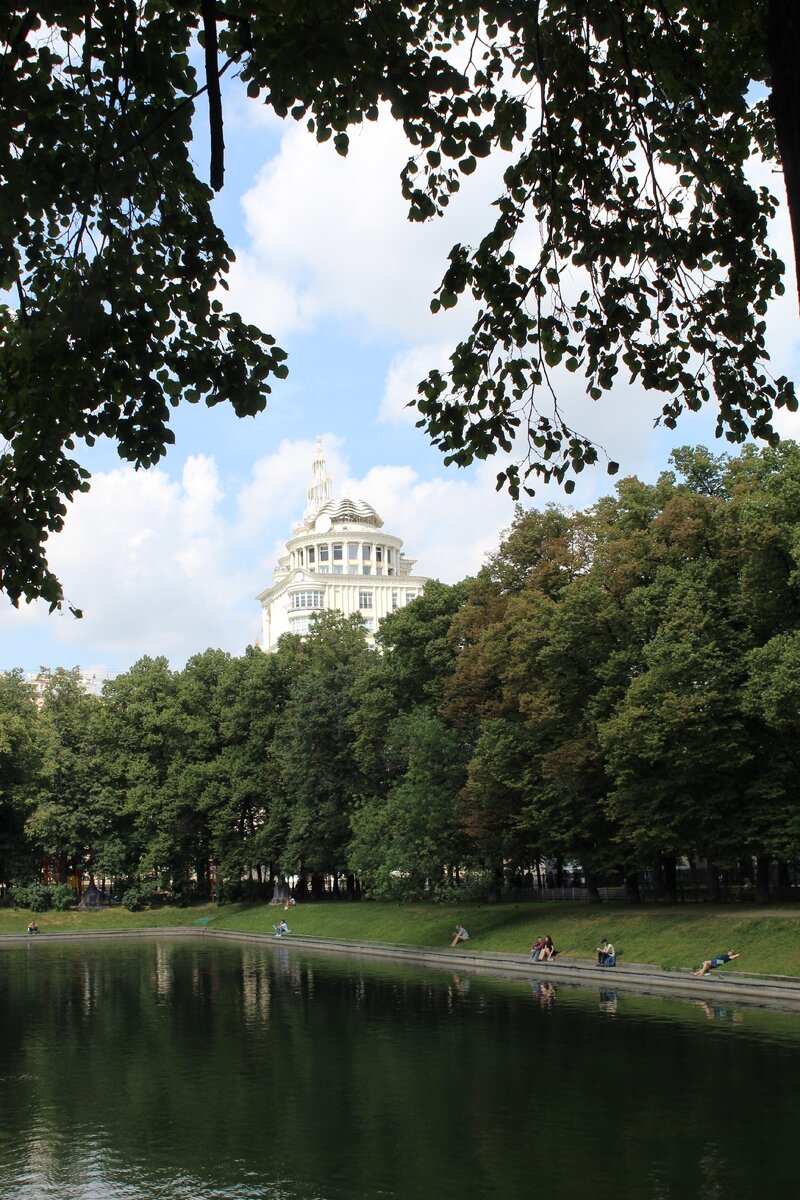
[3,443,800,907]
[2,2,799,608]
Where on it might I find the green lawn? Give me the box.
[4,899,799,976]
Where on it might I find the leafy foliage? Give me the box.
[408,2,798,496]
[1,2,288,608]
[3,443,800,900]
[3,2,800,607]
[121,880,157,912]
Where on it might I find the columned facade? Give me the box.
[257,439,429,650]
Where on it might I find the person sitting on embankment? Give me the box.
[538,935,556,961]
[530,936,545,961]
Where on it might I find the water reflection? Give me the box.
[530,980,557,1009]
[692,999,743,1025]
[0,938,798,1200]
[598,989,618,1016]
[154,942,172,1000]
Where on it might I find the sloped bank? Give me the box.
[208,929,800,1011]
[4,926,800,1013]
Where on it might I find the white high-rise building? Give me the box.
[257,438,429,650]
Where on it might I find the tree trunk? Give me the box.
[661,854,678,904]
[346,873,356,900]
[487,860,504,902]
[768,0,800,309]
[624,871,641,903]
[755,854,771,905]
[311,872,325,901]
[583,867,602,903]
[706,859,721,903]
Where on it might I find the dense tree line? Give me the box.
[2,443,800,907]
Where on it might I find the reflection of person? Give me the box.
[693,1000,743,1024]
[531,981,556,1008]
[273,919,289,938]
[450,925,469,947]
[691,949,740,977]
[27,921,39,935]
[599,989,618,1015]
[452,974,470,997]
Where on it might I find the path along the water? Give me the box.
[3,926,800,1013]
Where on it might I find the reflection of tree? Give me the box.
[0,940,796,1197]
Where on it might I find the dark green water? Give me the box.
[0,938,796,1200]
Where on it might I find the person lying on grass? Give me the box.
[691,950,740,977]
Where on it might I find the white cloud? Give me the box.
[379,343,455,425]
[0,438,526,675]
[235,434,349,545]
[226,114,506,343]
[338,459,517,583]
[0,461,263,671]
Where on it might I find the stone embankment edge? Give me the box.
[3,926,800,1012]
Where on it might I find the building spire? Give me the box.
[302,436,333,525]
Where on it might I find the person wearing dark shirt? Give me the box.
[691,950,740,977]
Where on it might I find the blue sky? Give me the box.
[2,77,799,682]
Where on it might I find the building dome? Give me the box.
[314,497,384,529]
[257,438,428,650]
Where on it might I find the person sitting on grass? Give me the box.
[597,938,615,966]
[273,919,290,938]
[538,935,556,961]
[450,924,469,948]
[27,920,39,935]
[691,949,740,977]
[530,936,546,961]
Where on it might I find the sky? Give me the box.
[2,76,800,683]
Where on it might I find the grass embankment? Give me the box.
[3,900,799,977]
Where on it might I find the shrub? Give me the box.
[48,883,75,911]
[121,881,157,912]
[10,882,51,911]
[432,875,491,904]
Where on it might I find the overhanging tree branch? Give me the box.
[201,0,225,191]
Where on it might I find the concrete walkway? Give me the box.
[214,931,800,1011]
[4,926,800,1011]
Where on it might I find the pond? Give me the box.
[0,936,796,1200]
